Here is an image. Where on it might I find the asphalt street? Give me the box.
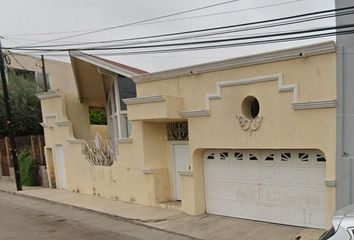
[0,191,194,240]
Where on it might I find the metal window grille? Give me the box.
[167,122,189,141]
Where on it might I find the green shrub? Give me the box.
[0,71,43,137]
[18,149,38,186]
[89,110,107,125]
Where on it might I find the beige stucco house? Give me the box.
[36,41,337,229]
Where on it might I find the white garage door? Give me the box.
[203,149,327,228]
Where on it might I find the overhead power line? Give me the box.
[72,30,354,55]
[7,24,353,52]
[17,0,241,47]
[5,6,353,59]
[11,5,353,50]
[2,0,301,38]
[2,29,103,38]
[9,29,350,58]
[5,36,88,44]
[51,10,352,49]
[135,0,303,26]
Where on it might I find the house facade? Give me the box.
[37,41,336,229]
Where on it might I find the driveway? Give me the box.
[0,180,326,240]
[147,212,326,240]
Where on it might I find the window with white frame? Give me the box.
[106,76,136,141]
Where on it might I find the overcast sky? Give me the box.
[0,0,335,72]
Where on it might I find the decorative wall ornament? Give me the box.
[298,153,309,161]
[265,153,274,161]
[205,149,327,165]
[220,152,229,160]
[281,153,291,161]
[81,133,116,166]
[181,73,337,118]
[167,122,189,141]
[316,153,326,162]
[234,152,243,160]
[236,115,263,133]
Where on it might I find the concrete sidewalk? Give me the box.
[0,180,325,240]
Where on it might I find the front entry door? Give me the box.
[172,144,189,200]
[55,145,67,190]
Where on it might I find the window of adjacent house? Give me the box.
[35,71,52,90]
[106,76,136,140]
[11,68,35,79]
[9,68,51,90]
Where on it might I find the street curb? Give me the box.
[0,189,202,240]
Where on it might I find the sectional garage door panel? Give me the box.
[203,150,327,228]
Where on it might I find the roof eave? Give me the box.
[69,51,139,78]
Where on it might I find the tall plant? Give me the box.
[0,70,43,137]
[18,148,38,186]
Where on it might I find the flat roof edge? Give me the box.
[133,41,336,83]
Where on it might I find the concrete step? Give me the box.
[156,201,182,211]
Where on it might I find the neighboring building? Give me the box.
[6,52,72,91]
[37,41,336,229]
[4,52,92,140]
[335,0,354,210]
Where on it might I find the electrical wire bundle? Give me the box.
[1,4,354,57]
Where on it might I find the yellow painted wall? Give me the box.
[137,54,335,110]
[90,125,109,139]
[38,48,337,227]
[127,96,183,121]
[133,52,337,221]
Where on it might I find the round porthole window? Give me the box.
[241,96,260,119]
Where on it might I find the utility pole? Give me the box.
[40,55,48,92]
[0,38,22,191]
